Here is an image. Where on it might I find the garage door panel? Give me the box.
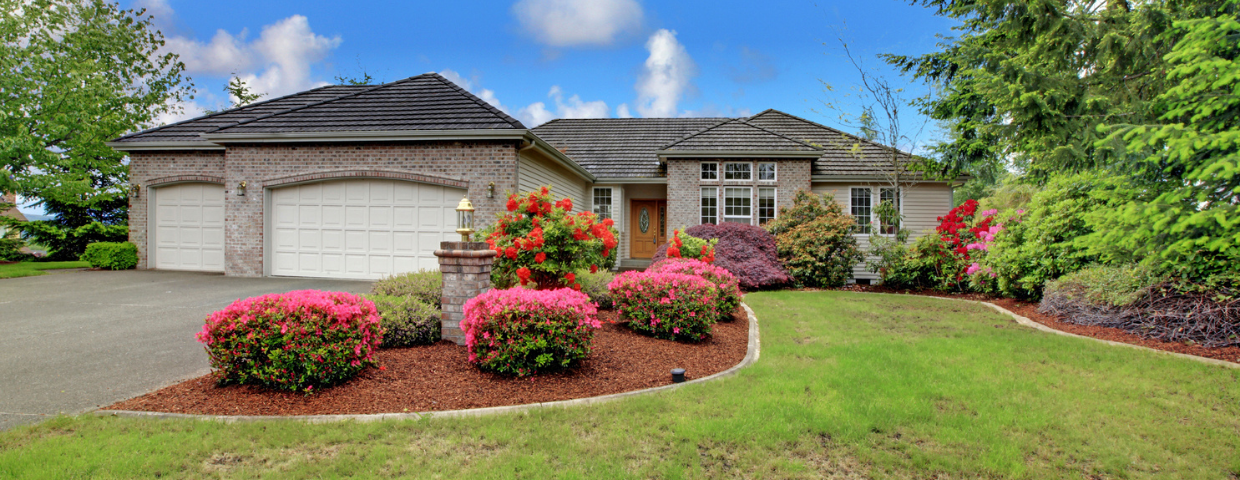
[272,179,463,280]
[152,183,225,272]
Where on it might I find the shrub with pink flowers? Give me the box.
[196,290,382,393]
[461,287,601,376]
[648,258,741,318]
[607,271,718,341]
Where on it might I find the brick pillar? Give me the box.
[434,241,496,345]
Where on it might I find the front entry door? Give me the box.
[629,200,667,259]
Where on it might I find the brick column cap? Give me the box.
[435,241,496,258]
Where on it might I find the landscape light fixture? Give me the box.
[456,195,475,241]
[487,182,495,198]
[130,183,141,198]
[237,181,247,196]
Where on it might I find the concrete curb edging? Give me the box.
[850,291,1239,370]
[92,303,762,424]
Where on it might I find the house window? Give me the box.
[851,187,872,234]
[700,187,718,224]
[758,187,776,225]
[879,187,900,234]
[758,163,777,181]
[592,187,613,220]
[724,187,752,224]
[700,163,718,181]
[724,162,751,181]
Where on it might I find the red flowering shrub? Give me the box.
[884,200,1002,292]
[607,271,718,341]
[196,290,382,393]
[461,287,601,376]
[483,186,618,290]
[654,222,791,290]
[663,229,717,263]
[648,258,741,318]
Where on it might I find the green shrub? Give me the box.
[370,270,442,306]
[881,234,963,291]
[575,269,615,309]
[79,241,138,270]
[771,192,863,288]
[0,238,33,262]
[1042,264,1164,309]
[364,294,441,347]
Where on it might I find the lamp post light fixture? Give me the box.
[456,195,476,241]
[237,181,247,196]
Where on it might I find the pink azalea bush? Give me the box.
[607,271,719,341]
[461,287,601,376]
[196,290,382,393]
[648,258,742,319]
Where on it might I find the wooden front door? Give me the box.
[629,200,667,259]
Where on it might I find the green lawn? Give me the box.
[0,261,90,279]
[1,291,1237,479]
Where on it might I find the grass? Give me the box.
[1,291,1238,479]
[0,261,90,279]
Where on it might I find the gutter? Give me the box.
[201,129,531,144]
[520,132,597,183]
[105,141,225,152]
[657,150,824,160]
[594,177,666,184]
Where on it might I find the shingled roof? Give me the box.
[744,109,915,177]
[112,73,524,144]
[662,118,823,153]
[530,117,726,178]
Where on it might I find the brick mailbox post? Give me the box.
[434,241,496,345]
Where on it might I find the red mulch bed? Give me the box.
[834,285,1240,365]
[105,307,750,416]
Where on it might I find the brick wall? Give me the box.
[127,140,520,277]
[127,150,227,269]
[666,158,812,231]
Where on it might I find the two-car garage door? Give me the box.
[271,179,464,280]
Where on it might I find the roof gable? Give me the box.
[530,117,726,178]
[745,109,915,177]
[661,118,823,153]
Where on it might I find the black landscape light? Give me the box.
[671,368,686,383]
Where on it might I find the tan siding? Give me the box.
[517,151,588,213]
[811,181,954,281]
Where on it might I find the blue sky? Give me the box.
[22,0,958,216]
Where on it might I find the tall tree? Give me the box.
[0,0,191,259]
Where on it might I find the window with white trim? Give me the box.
[758,187,776,225]
[700,187,718,224]
[592,187,613,220]
[724,187,752,224]
[700,162,718,181]
[851,187,873,234]
[878,187,900,234]
[758,163,777,181]
[724,162,752,181]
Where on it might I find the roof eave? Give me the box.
[201,129,530,143]
[522,133,597,183]
[105,141,225,152]
[593,177,667,184]
[657,150,824,160]
[810,174,968,182]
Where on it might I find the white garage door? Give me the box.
[271,179,463,279]
[153,183,226,272]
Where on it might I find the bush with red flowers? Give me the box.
[195,290,382,393]
[881,199,1003,292]
[663,229,717,263]
[482,186,619,290]
[655,222,791,290]
[607,271,719,341]
[461,287,601,376]
[648,258,741,319]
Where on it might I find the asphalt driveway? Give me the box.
[0,270,373,431]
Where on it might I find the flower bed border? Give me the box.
[92,303,762,423]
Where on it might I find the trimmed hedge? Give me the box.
[608,271,718,341]
[461,287,601,376]
[370,270,443,306]
[196,290,382,393]
[365,294,441,347]
[79,241,138,270]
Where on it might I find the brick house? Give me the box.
[109,73,958,281]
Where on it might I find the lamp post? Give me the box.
[456,195,475,241]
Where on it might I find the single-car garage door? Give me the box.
[271,179,463,279]
[153,183,226,272]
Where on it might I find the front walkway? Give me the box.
[0,270,371,431]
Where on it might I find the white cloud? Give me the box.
[439,69,509,112]
[516,85,609,127]
[512,0,643,47]
[634,29,696,118]
[165,29,253,76]
[517,102,555,126]
[616,103,632,118]
[133,0,174,27]
[232,16,342,99]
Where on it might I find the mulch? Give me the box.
[833,285,1240,365]
[104,307,750,416]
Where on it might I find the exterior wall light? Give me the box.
[237,181,247,196]
[487,182,495,198]
[130,183,141,198]
[456,195,475,241]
